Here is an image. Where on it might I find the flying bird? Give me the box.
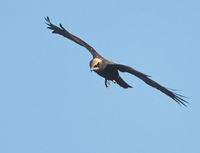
[45,16,188,106]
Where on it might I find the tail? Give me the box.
[116,76,132,89]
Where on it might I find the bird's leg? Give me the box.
[112,80,117,83]
[105,79,110,88]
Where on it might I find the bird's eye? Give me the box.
[94,63,99,68]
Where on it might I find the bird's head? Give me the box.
[90,58,102,72]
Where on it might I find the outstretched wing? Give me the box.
[45,16,101,58]
[109,64,188,106]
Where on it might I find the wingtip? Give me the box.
[59,23,65,30]
[173,94,189,107]
[44,16,51,25]
[45,16,50,21]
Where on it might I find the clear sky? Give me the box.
[0,0,200,153]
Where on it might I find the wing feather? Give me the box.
[45,17,101,58]
[110,64,188,106]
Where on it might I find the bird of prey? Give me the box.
[45,16,188,106]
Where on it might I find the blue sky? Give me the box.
[0,0,200,153]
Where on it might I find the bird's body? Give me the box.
[90,58,132,88]
[45,17,188,106]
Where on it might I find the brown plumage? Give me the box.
[45,16,188,106]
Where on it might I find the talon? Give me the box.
[106,81,110,88]
[112,80,117,83]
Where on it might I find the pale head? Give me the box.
[90,58,102,72]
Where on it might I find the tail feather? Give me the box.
[116,77,132,89]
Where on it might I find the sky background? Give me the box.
[0,0,200,153]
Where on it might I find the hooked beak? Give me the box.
[90,67,94,72]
